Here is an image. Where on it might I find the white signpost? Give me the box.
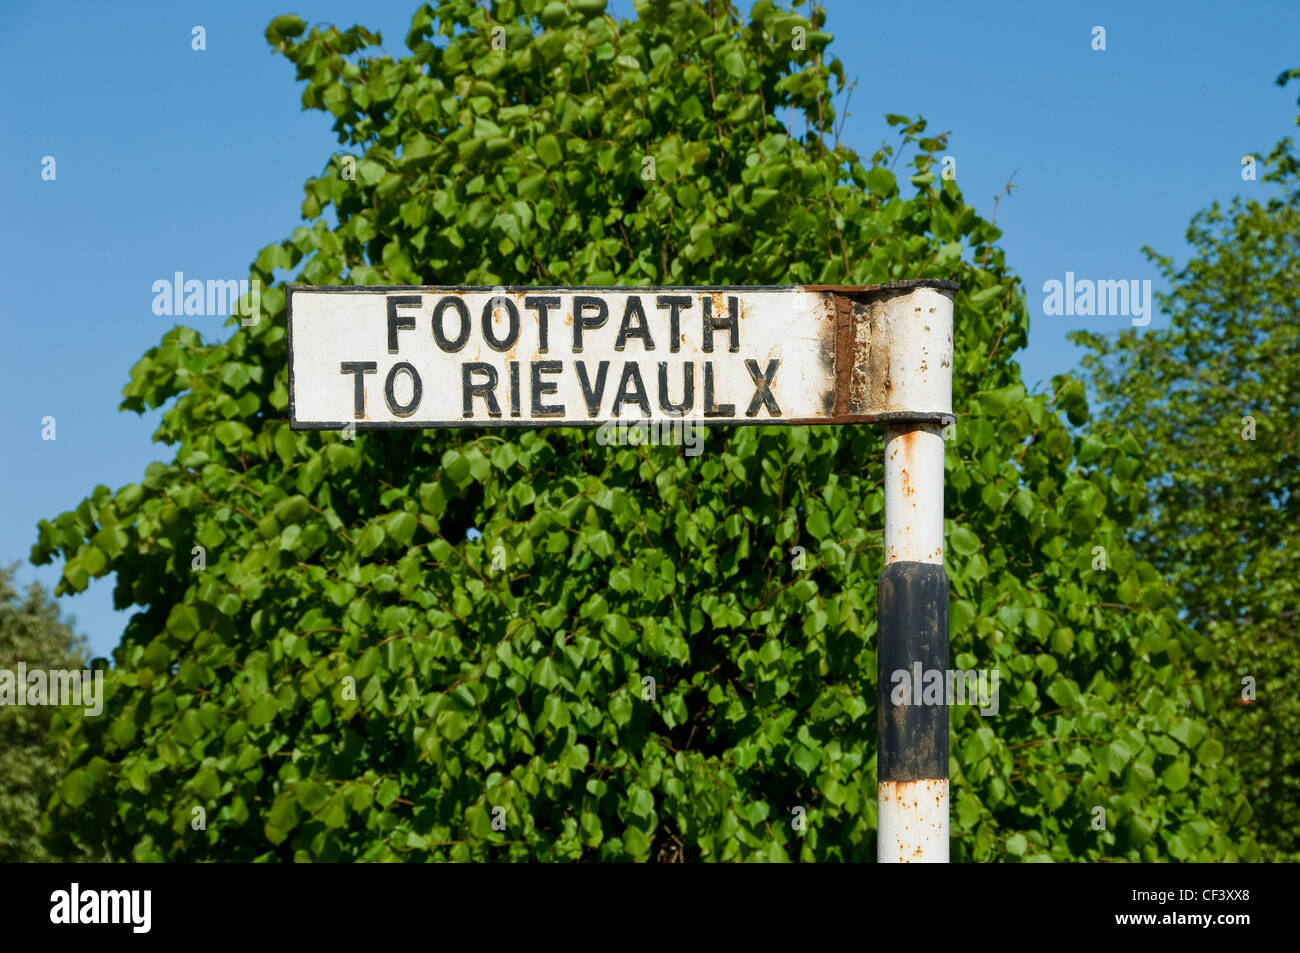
[287,280,956,862]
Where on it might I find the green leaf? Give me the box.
[949,525,980,556]
[1077,434,1105,464]
[536,134,563,167]
[248,694,279,728]
[1161,759,1190,792]
[864,167,895,196]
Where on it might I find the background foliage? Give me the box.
[1074,71,1300,861]
[0,565,99,861]
[31,0,1254,861]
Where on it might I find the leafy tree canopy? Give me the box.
[1074,70,1300,860]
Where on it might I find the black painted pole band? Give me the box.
[876,561,950,782]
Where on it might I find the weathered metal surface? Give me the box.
[884,423,946,566]
[878,779,949,863]
[876,559,950,783]
[854,284,955,420]
[286,281,955,430]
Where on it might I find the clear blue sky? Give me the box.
[2,0,1296,657]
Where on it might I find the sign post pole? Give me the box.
[877,420,950,862]
[866,284,954,863]
[286,279,956,862]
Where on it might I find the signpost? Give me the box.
[287,279,956,862]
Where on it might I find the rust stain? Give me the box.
[900,429,918,474]
[831,292,855,417]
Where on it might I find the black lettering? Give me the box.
[524,295,560,353]
[573,295,609,352]
[384,362,423,417]
[462,363,501,417]
[509,361,521,417]
[387,295,421,353]
[614,296,655,351]
[576,360,610,417]
[482,296,520,352]
[744,359,781,417]
[433,296,472,352]
[531,361,564,417]
[656,295,691,353]
[339,361,377,419]
[703,362,735,417]
[658,362,694,417]
[702,295,740,353]
[612,363,652,417]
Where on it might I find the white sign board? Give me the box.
[286,284,954,430]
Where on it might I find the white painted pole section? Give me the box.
[883,424,946,567]
[878,778,949,863]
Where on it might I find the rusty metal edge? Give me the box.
[824,280,959,422]
[803,278,960,295]
[286,280,960,294]
[287,411,956,432]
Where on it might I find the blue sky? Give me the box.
[2,0,1296,657]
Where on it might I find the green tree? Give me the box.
[1074,70,1300,861]
[33,0,1254,861]
[0,564,94,861]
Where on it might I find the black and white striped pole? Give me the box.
[870,284,954,863]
